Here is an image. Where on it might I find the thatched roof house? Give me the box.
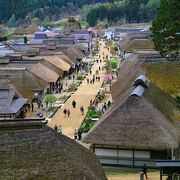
[0,89,27,119]
[61,46,85,62]
[121,32,154,52]
[59,53,74,66]
[0,122,107,180]
[0,62,59,84]
[0,70,47,100]
[112,53,144,100]
[43,56,71,72]
[83,75,180,167]
[28,63,59,83]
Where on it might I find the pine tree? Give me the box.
[150,0,180,58]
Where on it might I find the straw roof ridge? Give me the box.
[0,71,46,100]
[112,54,144,101]
[83,78,180,149]
[0,125,107,180]
[29,63,59,83]
[43,56,71,72]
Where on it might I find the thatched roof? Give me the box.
[112,54,144,100]
[40,60,63,76]
[29,63,59,83]
[0,71,47,100]
[74,44,88,51]
[43,56,71,71]
[121,32,154,51]
[0,62,59,83]
[83,76,180,150]
[0,124,107,180]
[61,46,84,62]
[0,79,21,97]
[59,53,74,66]
[122,39,154,52]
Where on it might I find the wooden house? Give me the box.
[82,75,180,167]
[0,89,27,119]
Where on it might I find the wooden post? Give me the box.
[140,172,144,180]
[173,173,178,180]
[160,168,162,180]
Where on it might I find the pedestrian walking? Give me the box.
[87,78,89,84]
[107,100,111,107]
[73,75,75,80]
[100,59,102,63]
[63,108,67,118]
[57,125,62,133]
[74,129,78,140]
[103,103,107,111]
[54,124,58,131]
[99,66,101,71]
[142,164,149,179]
[72,100,76,108]
[67,109,70,117]
[98,76,100,82]
[90,99,93,105]
[92,78,95,84]
[80,105,84,115]
[90,70,92,75]
[78,129,82,140]
[96,76,98,81]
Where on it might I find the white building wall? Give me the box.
[95,148,117,157]
[95,147,152,166]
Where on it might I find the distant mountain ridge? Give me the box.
[0,0,108,24]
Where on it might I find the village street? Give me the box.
[108,172,166,180]
[48,40,111,138]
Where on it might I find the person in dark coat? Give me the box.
[54,124,58,131]
[78,129,82,140]
[67,109,70,117]
[74,129,78,140]
[80,105,84,115]
[142,164,149,179]
[107,100,111,107]
[72,100,76,108]
[63,108,67,118]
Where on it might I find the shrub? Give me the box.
[86,109,102,118]
[67,83,77,92]
[45,95,57,107]
[83,119,96,133]
[97,92,106,101]
[76,75,84,80]
[86,109,96,118]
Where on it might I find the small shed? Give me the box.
[156,161,180,180]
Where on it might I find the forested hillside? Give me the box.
[0,0,160,27]
[87,0,160,26]
[0,0,108,25]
